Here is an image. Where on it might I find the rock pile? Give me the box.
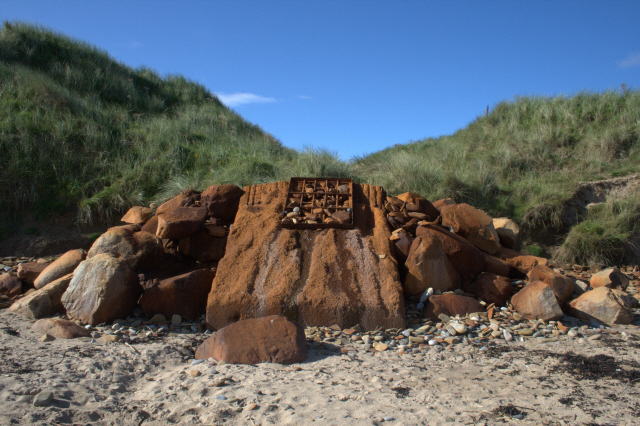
[6,184,243,325]
[3,180,640,366]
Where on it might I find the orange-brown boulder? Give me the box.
[396,192,440,221]
[16,262,49,285]
[416,225,486,278]
[496,246,547,275]
[567,287,634,325]
[178,230,227,262]
[139,269,216,321]
[590,268,629,290]
[206,182,405,331]
[527,265,574,305]
[121,206,153,225]
[87,228,163,271]
[200,184,244,222]
[34,249,85,289]
[195,315,307,365]
[156,207,207,240]
[404,234,461,296]
[423,294,484,322]
[9,274,72,319]
[32,318,90,339]
[61,254,141,326]
[440,203,501,254]
[156,190,201,216]
[463,272,512,306]
[492,217,520,250]
[482,253,511,277]
[0,273,22,298]
[432,198,456,211]
[141,215,159,234]
[393,232,413,263]
[511,281,563,321]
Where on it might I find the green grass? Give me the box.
[2,21,640,265]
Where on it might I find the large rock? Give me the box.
[431,198,456,211]
[8,274,72,319]
[492,217,520,250]
[156,207,207,240]
[404,234,460,296]
[206,182,405,331]
[482,253,511,277]
[61,254,141,326]
[423,294,484,322]
[16,262,49,285]
[141,215,159,234]
[395,192,440,222]
[34,249,85,289]
[195,315,307,365]
[87,229,163,271]
[567,287,634,325]
[178,230,227,263]
[139,269,216,321]
[32,318,90,339]
[590,268,629,290]
[496,247,548,275]
[121,206,153,224]
[0,274,22,298]
[527,265,574,305]
[440,203,501,254]
[200,184,244,222]
[464,272,512,306]
[393,232,413,264]
[416,224,486,277]
[511,281,563,321]
[155,190,201,216]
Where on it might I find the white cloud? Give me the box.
[215,92,277,107]
[129,40,143,49]
[298,95,313,100]
[617,51,640,68]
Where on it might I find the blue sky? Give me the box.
[3,1,640,160]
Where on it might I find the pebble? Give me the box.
[40,334,54,342]
[444,336,460,345]
[215,395,227,400]
[191,359,204,365]
[503,330,513,342]
[190,369,201,377]
[419,288,434,303]
[588,333,602,341]
[375,343,388,352]
[150,314,167,325]
[383,416,395,422]
[428,339,438,346]
[517,328,534,336]
[33,391,53,407]
[568,329,578,338]
[450,322,467,334]
[103,335,121,342]
[171,314,182,326]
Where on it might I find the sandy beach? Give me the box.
[2,309,640,426]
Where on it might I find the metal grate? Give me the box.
[281,178,353,229]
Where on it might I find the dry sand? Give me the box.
[1,310,640,426]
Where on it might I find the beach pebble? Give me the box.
[588,333,602,341]
[568,329,578,338]
[215,395,227,400]
[191,359,204,365]
[428,339,438,346]
[190,369,201,377]
[503,330,513,341]
[150,314,167,325]
[450,322,467,334]
[419,288,434,303]
[40,334,54,342]
[171,314,182,326]
[103,335,121,342]
[518,328,534,336]
[376,343,388,351]
[33,391,53,407]
[383,416,395,421]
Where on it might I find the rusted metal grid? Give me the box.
[281,178,353,229]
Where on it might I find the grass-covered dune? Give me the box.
[1,21,639,265]
[0,21,348,228]
[354,91,640,265]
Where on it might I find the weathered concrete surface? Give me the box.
[205,182,405,331]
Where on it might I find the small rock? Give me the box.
[568,329,578,338]
[33,391,53,407]
[40,334,54,342]
[190,369,201,377]
[503,330,513,342]
[375,343,388,352]
[172,314,182,326]
[150,314,167,325]
[103,335,121,342]
[588,333,602,341]
[444,336,460,345]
